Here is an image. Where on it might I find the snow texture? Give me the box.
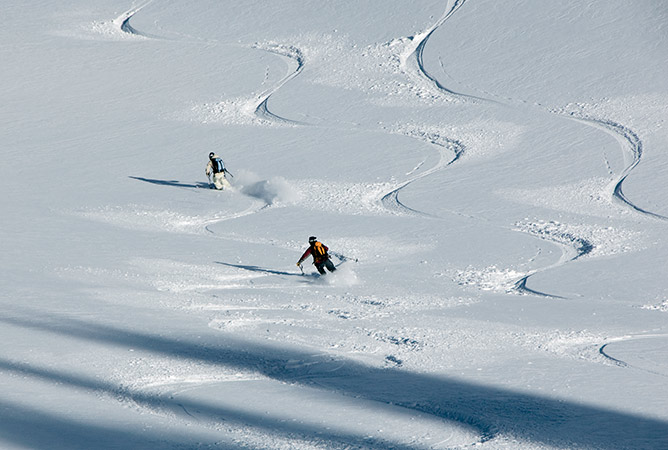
[2,0,668,449]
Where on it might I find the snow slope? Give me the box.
[1,0,667,448]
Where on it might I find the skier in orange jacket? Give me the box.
[296,236,336,275]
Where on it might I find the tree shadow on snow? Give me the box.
[129,176,210,189]
[0,358,398,450]
[0,395,225,450]
[1,309,667,449]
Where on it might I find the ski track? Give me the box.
[453,78,665,222]
[566,114,667,220]
[510,220,595,298]
[598,343,629,368]
[422,39,666,298]
[203,202,271,235]
[113,1,154,37]
[401,0,471,100]
[75,198,270,237]
[253,1,476,219]
[251,43,308,126]
[380,135,465,217]
[378,1,471,217]
[598,335,668,378]
[512,276,561,299]
[509,113,665,296]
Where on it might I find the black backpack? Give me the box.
[211,158,225,174]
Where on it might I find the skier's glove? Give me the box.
[296,262,301,267]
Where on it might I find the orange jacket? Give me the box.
[298,241,329,264]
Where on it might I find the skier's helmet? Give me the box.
[209,152,215,159]
[309,236,317,244]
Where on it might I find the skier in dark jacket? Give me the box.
[297,236,336,275]
[206,152,231,190]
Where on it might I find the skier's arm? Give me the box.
[205,161,212,176]
[297,248,312,266]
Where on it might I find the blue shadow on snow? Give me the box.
[129,176,210,189]
[1,309,667,449]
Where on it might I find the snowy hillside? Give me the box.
[2,0,668,448]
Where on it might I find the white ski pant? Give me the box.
[212,172,231,190]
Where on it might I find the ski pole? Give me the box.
[225,169,234,178]
[331,251,358,263]
[297,263,304,275]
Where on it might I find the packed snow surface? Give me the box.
[2,0,668,449]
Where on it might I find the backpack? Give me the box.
[211,158,225,174]
[312,241,327,257]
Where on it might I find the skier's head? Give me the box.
[309,236,317,244]
[209,152,215,159]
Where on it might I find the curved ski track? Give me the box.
[410,0,466,95]
[510,112,665,297]
[401,0,490,103]
[405,2,665,224]
[203,202,271,235]
[569,115,667,220]
[117,2,306,126]
[599,335,668,378]
[511,222,595,298]
[425,39,667,298]
[251,43,307,126]
[381,136,465,217]
[598,343,629,368]
[379,1,472,216]
[113,1,154,37]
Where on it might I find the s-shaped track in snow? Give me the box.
[510,113,666,298]
[113,3,306,127]
[569,115,667,221]
[399,0,490,102]
[503,108,666,297]
[251,43,307,126]
[380,1,472,216]
[381,135,465,217]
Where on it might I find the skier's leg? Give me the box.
[315,262,326,275]
[213,173,225,190]
[325,259,336,272]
